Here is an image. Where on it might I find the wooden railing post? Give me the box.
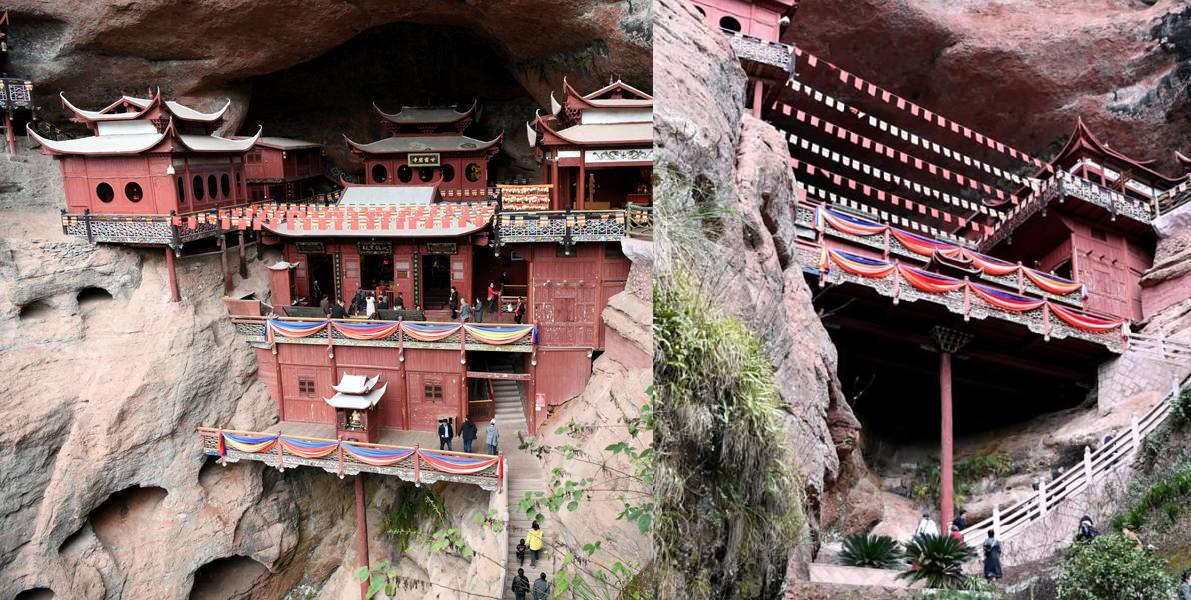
[992,503,1001,537]
[1131,413,1141,455]
[1038,478,1048,517]
[1159,329,1167,361]
[1083,446,1094,486]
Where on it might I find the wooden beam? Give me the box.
[466,370,531,381]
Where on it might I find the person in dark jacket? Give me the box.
[437,418,454,451]
[1178,570,1191,600]
[514,299,526,324]
[532,573,550,600]
[983,530,1003,582]
[1075,516,1099,543]
[460,416,478,453]
[448,286,460,319]
[349,289,366,316]
[329,298,347,319]
[511,568,531,600]
[394,292,405,310]
[473,298,484,323]
[952,509,967,532]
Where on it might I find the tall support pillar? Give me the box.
[165,246,180,303]
[4,111,15,157]
[219,234,232,293]
[237,230,248,278]
[751,79,764,119]
[931,326,972,531]
[355,474,369,600]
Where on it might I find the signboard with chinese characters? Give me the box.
[295,242,326,254]
[357,241,393,255]
[498,184,552,211]
[425,242,457,255]
[408,153,441,167]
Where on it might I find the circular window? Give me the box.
[192,175,205,201]
[207,175,218,198]
[372,164,388,184]
[96,182,114,203]
[418,167,434,182]
[465,163,482,182]
[720,16,742,32]
[124,182,143,203]
[441,164,455,183]
[221,174,231,197]
[176,177,185,203]
[397,165,413,183]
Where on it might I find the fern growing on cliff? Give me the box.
[839,533,902,569]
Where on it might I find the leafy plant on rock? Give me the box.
[1056,534,1173,600]
[898,535,977,590]
[839,533,902,569]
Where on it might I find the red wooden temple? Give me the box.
[30,91,259,301]
[241,136,332,203]
[345,101,501,199]
[527,78,653,210]
[688,0,799,117]
[699,0,1191,531]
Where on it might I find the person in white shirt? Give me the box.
[365,294,376,319]
[914,513,940,539]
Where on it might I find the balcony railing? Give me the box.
[493,209,628,246]
[197,427,503,491]
[627,203,654,239]
[231,315,537,353]
[61,207,227,247]
[723,29,795,78]
[979,172,1153,252]
[796,204,1086,308]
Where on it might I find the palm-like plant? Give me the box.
[898,535,978,589]
[839,533,902,569]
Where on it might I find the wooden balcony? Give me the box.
[231,315,537,353]
[723,29,795,81]
[493,209,628,246]
[60,208,226,247]
[197,427,503,491]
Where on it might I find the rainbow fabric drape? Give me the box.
[217,432,502,475]
[820,250,1124,334]
[264,320,537,346]
[816,207,1083,295]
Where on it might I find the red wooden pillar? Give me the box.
[355,474,369,600]
[237,230,248,279]
[165,247,181,303]
[220,234,232,293]
[751,79,764,119]
[576,155,587,211]
[939,350,954,530]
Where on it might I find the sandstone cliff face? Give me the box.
[792,0,1191,172]
[654,0,865,576]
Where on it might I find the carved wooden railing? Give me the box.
[493,209,627,246]
[961,372,1191,545]
[60,206,231,247]
[197,427,504,491]
[627,203,654,239]
[722,28,795,76]
[231,315,538,353]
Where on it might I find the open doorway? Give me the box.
[308,254,335,304]
[465,351,528,423]
[422,255,452,310]
[587,166,651,209]
[361,254,394,301]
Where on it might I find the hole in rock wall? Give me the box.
[76,286,113,308]
[18,300,52,320]
[89,486,168,551]
[189,555,270,600]
[14,588,55,600]
[57,523,90,557]
[237,21,541,182]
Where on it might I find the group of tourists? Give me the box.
[913,510,1002,583]
[448,274,526,324]
[511,521,549,599]
[437,416,499,455]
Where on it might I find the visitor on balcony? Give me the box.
[514,299,526,324]
[449,286,460,319]
[487,282,500,314]
[473,297,485,323]
[395,292,405,310]
[376,280,389,300]
[459,300,472,322]
[329,298,346,319]
[376,294,389,311]
[485,420,499,454]
[349,289,366,316]
[460,415,478,453]
[437,418,454,451]
[319,295,330,315]
[365,294,376,319]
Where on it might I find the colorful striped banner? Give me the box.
[341,443,417,467]
[827,249,897,278]
[223,432,279,453]
[464,325,538,345]
[278,437,339,459]
[418,450,502,475]
[1024,268,1083,295]
[1049,303,1124,333]
[898,266,967,294]
[970,284,1046,312]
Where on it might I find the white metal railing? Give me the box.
[1126,330,1191,365]
[962,372,1189,545]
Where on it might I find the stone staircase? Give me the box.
[487,354,546,599]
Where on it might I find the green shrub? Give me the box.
[1056,534,1173,600]
[839,533,902,569]
[898,535,978,590]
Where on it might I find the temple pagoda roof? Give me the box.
[325,373,386,409]
[339,185,438,206]
[61,92,231,124]
[343,132,502,155]
[261,198,495,239]
[1048,118,1187,187]
[562,78,653,110]
[372,101,477,125]
[253,136,321,151]
[27,118,260,156]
